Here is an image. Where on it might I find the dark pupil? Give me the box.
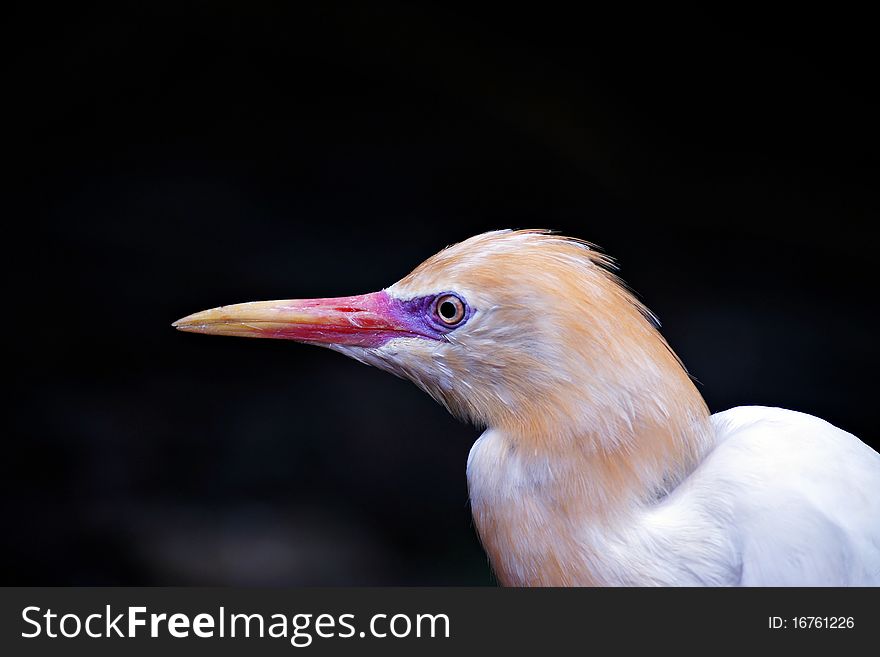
[439,301,457,320]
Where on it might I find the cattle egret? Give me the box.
[174,230,880,586]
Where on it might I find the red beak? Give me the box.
[172,291,412,347]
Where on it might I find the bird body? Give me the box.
[175,230,880,586]
[469,406,880,585]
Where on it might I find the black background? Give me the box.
[6,3,878,585]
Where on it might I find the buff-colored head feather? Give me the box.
[332,231,714,525]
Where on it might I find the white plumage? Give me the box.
[699,407,878,585]
[469,406,880,585]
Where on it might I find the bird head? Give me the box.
[175,230,702,448]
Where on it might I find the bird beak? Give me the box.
[173,291,409,347]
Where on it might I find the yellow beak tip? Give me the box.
[172,317,198,331]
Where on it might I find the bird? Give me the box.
[174,229,880,586]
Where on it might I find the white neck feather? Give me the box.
[466,373,720,586]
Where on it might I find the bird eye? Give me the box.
[435,294,466,326]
